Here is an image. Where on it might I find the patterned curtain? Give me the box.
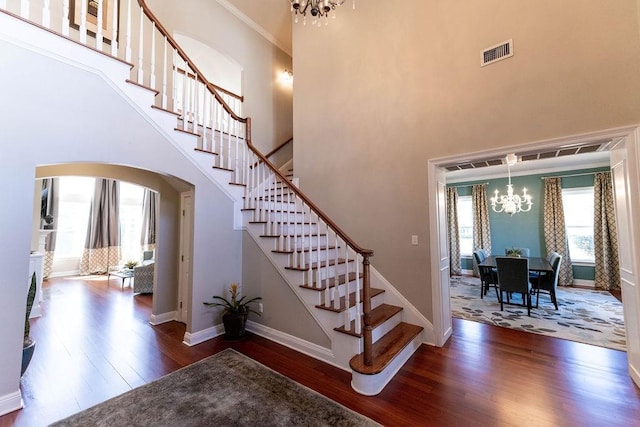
[472,184,491,277]
[543,177,574,286]
[594,172,621,290]
[140,189,157,253]
[80,179,121,275]
[446,187,461,276]
[41,178,59,279]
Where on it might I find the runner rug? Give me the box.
[450,276,626,351]
[51,349,379,427]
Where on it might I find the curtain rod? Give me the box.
[540,171,608,180]
[447,182,489,188]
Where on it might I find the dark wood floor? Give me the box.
[2,276,639,426]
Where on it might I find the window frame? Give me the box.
[457,195,474,257]
[561,186,595,264]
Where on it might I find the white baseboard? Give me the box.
[183,324,224,346]
[246,321,342,371]
[573,279,595,288]
[0,390,23,417]
[149,311,178,325]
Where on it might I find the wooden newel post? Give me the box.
[362,253,373,366]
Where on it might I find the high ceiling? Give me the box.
[223,0,292,55]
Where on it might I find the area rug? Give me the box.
[450,276,627,351]
[50,349,380,427]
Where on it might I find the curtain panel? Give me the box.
[446,187,461,276]
[80,179,121,275]
[472,184,492,277]
[542,177,574,286]
[140,189,157,253]
[42,178,59,279]
[594,172,621,290]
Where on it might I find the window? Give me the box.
[562,187,594,263]
[54,177,95,259]
[457,195,473,256]
[119,182,145,263]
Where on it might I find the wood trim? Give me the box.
[264,138,293,159]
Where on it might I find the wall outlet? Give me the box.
[258,303,263,313]
[411,235,419,245]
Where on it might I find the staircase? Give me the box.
[0,0,429,395]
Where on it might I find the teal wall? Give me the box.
[451,167,608,280]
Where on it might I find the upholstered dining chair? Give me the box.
[533,252,562,309]
[473,249,498,299]
[496,256,532,316]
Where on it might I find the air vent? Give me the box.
[481,39,513,66]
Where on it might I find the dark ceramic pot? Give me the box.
[222,311,248,340]
[22,340,36,376]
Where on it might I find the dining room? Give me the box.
[444,147,626,352]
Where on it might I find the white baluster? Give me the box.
[42,0,50,28]
[125,0,132,62]
[110,0,119,56]
[20,0,29,19]
[193,73,199,133]
[226,113,232,170]
[161,37,168,108]
[79,0,87,44]
[181,64,188,130]
[137,8,144,84]
[203,91,211,151]
[95,0,104,51]
[62,0,70,36]
[234,125,239,182]
[149,22,156,89]
[355,254,362,334]
[171,49,177,112]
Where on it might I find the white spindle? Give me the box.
[20,0,29,19]
[125,0,132,62]
[79,0,87,44]
[161,37,168,108]
[61,0,69,36]
[242,137,247,185]
[171,49,177,111]
[95,0,104,51]
[217,104,223,167]
[181,65,188,130]
[110,0,119,56]
[203,92,211,151]
[226,114,232,169]
[42,0,50,28]
[234,126,239,182]
[149,23,156,88]
[137,8,144,84]
[193,73,199,132]
[355,254,362,334]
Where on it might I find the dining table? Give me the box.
[478,255,553,275]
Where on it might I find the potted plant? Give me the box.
[506,247,522,257]
[204,283,261,340]
[22,272,37,375]
[124,260,138,270]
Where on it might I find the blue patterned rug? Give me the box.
[450,276,626,351]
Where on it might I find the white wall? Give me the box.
[292,0,640,321]
[0,40,241,410]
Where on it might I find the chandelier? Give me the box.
[290,0,354,26]
[490,154,533,215]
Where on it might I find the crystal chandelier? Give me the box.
[290,0,354,26]
[490,154,533,215]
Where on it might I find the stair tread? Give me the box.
[272,245,338,254]
[334,304,403,337]
[349,323,423,375]
[212,165,233,172]
[314,288,385,313]
[194,148,219,156]
[261,233,327,238]
[285,258,353,272]
[314,272,363,290]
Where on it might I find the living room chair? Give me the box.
[533,252,562,309]
[496,256,532,316]
[133,263,154,294]
[473,249,498,299]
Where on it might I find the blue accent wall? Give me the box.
[450,167,608,280]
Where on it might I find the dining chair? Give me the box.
[533,252,562,309]
[473,249,498,299]
[496,256,532,316]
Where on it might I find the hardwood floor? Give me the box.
[2,276,639,426]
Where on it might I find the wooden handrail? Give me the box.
[245,139,374,257]
[264,137,293,159]
[175,67,244,102]
[137,0,250,142]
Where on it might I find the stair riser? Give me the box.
[371,311,402,344]
[261,222,323,236]
[251,211,308,223]
[271,235,330,251]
